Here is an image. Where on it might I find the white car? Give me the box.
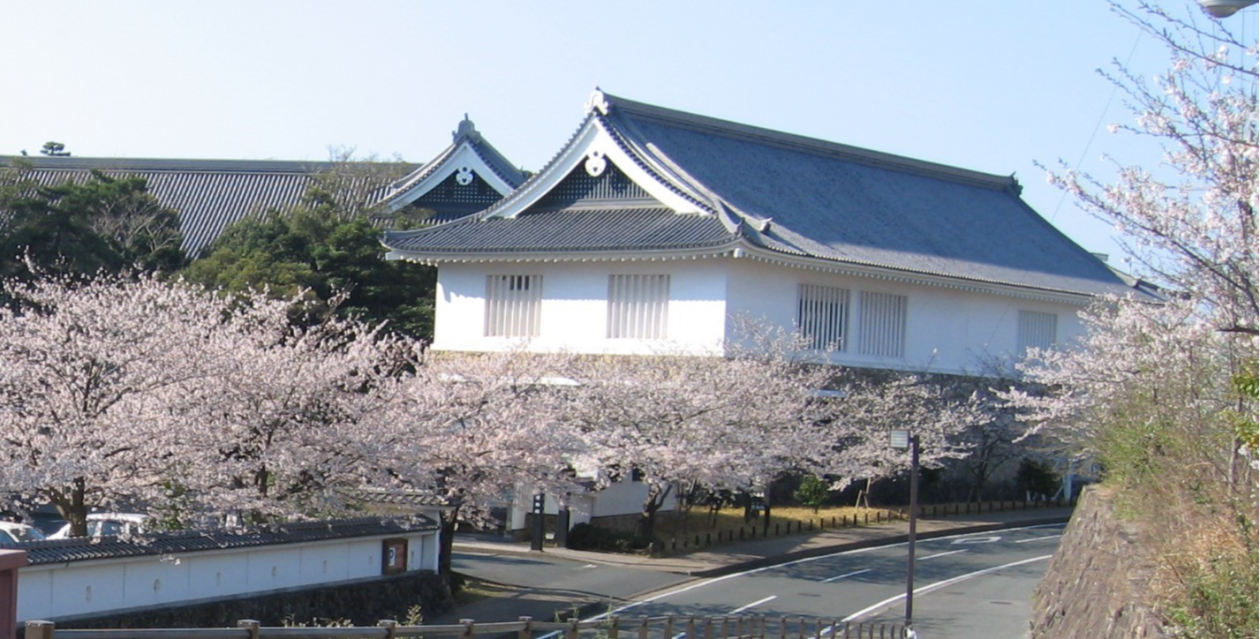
[47,513,150,540]
[0,521,48,545]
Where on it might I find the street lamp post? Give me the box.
[890,429,920,632]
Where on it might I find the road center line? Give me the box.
[837,554,1053,624]
[821,568,872,583]
[918,549,967,561]
[1015,534,1062,543]
[730,596,777,614]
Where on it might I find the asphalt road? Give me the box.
[452,549,692,610]
[454,523,1065,639]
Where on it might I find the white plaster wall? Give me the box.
[435,257,1087,374]
[589,478,675,518]
[506,480,675,532]
[17,531,438,622]
[723,259,1088,375]
[433,261,728,356]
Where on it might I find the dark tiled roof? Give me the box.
[6,157,416,257]
[385,206,736,254]
[16,516,438,566]
[599,94,1146,298]
[385,93,1151,299]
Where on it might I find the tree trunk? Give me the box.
[51,478,89,538]
[639,484,672,540]
[438,506,460,577]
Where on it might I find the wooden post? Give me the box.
[703,617,715,639]
[461,619,476,639]
[567,618,579,639]
[686,617,697,639]
[638,616,649,639]
[238,620,260,639]
[378,620,398,639]
[777,616,787,639]
[24,621,53,639]
[663,615,674,639]
[0,550,27,639]
[608,617,619,639]
[518,617,534,639]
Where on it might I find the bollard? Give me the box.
[518,616,534,639]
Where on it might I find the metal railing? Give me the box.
[26,615,909,639]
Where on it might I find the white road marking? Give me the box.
[918,549,967,561]
[1014,534,1062,544]
[581,564,599,569]
[821,568,872,583]
[951,536,1001,545]
[730,595,777,614]
[836,554,1054,624]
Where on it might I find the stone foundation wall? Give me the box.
[1030,486,1168,639]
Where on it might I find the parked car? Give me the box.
[47,513,150,540]
[0,521,48,545]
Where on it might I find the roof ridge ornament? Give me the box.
[453,114,482,143]
[585,89,611,116]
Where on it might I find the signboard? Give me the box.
[382,538,408,575]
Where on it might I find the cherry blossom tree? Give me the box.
[377,350,581,574]
[559,346,831,540]
[0,271,425,535]
[1019,5,1256,633]
[0,272,260,535]
[177,307,423,523]
[814,373,981,505]
[1048,1,1256,336]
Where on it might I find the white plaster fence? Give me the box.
[7,518,440,625]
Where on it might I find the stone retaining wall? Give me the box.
[1030,486,1168,638]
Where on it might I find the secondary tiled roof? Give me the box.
[6,156,349,257]
[386,206,735,254]
[17,516,438,566]
[2,119,523,257]
[385,92,1152,300]
[383,116,528,214]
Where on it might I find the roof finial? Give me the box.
[453,115,480,143]
[585,88,611,116]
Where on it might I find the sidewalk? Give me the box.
[432,506,1073,624]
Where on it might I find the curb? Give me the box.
[686,515,1072,578]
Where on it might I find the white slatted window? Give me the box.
[607,274,669,339]
[485,275,542,337]
[858,291,907,358]
[797,284,850,351]
[1017,310,1058,353]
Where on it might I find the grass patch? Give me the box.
[452,575,519,607]
[655,505,900,539]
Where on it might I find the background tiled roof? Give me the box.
[17,516,438,566]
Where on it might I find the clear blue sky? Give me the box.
[0,1,1253,262]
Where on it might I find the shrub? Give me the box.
[566,523,656,553]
